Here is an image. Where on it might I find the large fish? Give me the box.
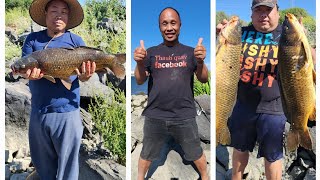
[216,16,242,146]
[11,46,126,90]
[278,13,316,151]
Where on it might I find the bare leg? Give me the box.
[194,153,209,180]
[232,148,249,180]
[138,157,152,180]
[265,158,282,180]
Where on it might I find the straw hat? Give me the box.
[29,0,84,29]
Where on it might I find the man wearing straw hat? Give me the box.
[20,0,95,179]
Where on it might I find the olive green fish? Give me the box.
[216,16,242,146]
[278,13,316,151]
[12,46,126,90]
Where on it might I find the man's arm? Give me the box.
[194,38,208,83]
[134,40,148,85]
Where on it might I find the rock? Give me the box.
[86,159,126,180]
[14,148,29,159]
[216,163,227,180]
[303,168,316,180]
[132,138,210,180]
[10,172,30,180]
[80,73,114,99]
[289,166,306,180]
[225,169,232,180]
[5,125,29,156]
[97,18,125,34]
[299,158,314,169]
[5,81,31,128]
[6,164,11,180]
[194,95,210,115]
[131,95,147,107]
[195,111,210,142]
[298,150,313,161]
[131,116,144,143]
[5,27,18,43]
[11,158,31,171]
[216,145,231,169]
[132,107,144,117]
[31,21,45,33]
[309,126,316,154]
[5,150,13,163]
[80,108,94,139]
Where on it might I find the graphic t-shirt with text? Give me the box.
[142,43,197,120]
[237,25,283,114]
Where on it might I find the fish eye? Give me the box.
[285,26,289,31]
[21,64,25,68]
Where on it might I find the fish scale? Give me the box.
[216,16,242,146]
[12,46,126,90]
[278,13,316,152]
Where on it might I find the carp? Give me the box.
[216,16,242,146]
[11,46,126,90]
[278,13,316,151]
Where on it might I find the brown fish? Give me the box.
[216,16,242,146]
[12,46,126,90]
[278,13,316,151]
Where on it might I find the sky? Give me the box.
[131,0,211,71]
[216,0,316,23]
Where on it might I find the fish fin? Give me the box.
[76,46,103,52]
[115,53,126,64]
[216,127,231,146]
[312,69,316,84]
[43,75,56,83]
[61,47,75,50]
[61,78,72,90]
[299,129,313,150]
[309,106,316,121]
[287,130,299,152]
[110,64,125,79]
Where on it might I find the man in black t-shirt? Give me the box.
[217,0,315,179]
[134,7,209,180]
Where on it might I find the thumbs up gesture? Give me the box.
[134,40,147,64]
[194,38,206,63]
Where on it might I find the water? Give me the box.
[131,76,148,95]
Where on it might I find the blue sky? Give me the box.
[131,0,211,71]
[216,0,316,23]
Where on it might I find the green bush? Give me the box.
[194,72,211,96]
[5,36,21,62]
[5,0,32,10]
[5,7,31,34]
[88,83,126,165]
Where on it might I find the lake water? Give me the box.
[131,76,148,95]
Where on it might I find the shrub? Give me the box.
[5,36,21,62]
[194,72,211,96]
[88,83,126,165]
[5,7,31,34]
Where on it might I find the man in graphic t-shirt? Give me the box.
[216,0,315,179]
[133,7,209,180]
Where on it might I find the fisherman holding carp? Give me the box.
[134,7,209,180]
[10,0,125,179]
[216,0,316,179]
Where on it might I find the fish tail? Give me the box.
[115,53,126,64]
[287,130,299,152]
[110,63,125,79]
[287,129,313,151]
[309,106,316,121]
[216,127,231,146]
[299,129,313,150]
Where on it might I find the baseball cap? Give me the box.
[251,0,277,9]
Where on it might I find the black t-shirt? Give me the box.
[142,43,197,120]
[237,25,283,114]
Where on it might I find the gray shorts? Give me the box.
[140,116,203,161]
